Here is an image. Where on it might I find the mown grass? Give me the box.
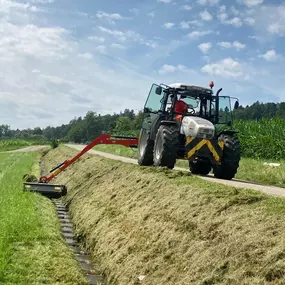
[94,145,285,188]
[45,145,285,285]
[0,151,88,285]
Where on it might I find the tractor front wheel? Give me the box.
[213,134,240,180]
[138,128,154,166]
[153,124,179,169]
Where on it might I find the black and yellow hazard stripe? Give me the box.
[185,136,225,163]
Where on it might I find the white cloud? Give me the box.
[98,26,156,48]
[0,23,71,60]
[96,11,127,24]
[197,0,220,5]
[96,11,125,20]
[244,17,255,26]
[182,5,192,10]
[180,21,190,29]
[200,10,213,21]
[147,11,155,18]
[188,30,213,39]
[30,0,54,3]
[217,6,243,27]
[129,8,139,15]
[218,41,246,50]
[231,6,240,16]
[226,17,242,27]
[0,2,158,129]
[198,42,212,54]
[247,5,285,38]
[201,58,244,78]
[78,52,93,59]
[268,23,285,36]
[96,46,106,53]
[180,20,202,29]
[111,43,125,49]
[260,50,280,61]
[88,36,105,42]
[158,64,186,74]
[99,26,126,41]
[0,0,38,14]
[163,22,175,29]
[237,0,263,7]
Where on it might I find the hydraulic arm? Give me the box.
[39,134,138,183]
[23,134,138,198]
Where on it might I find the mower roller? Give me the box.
[23,134,138,198]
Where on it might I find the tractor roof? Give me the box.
[166,83,213,94]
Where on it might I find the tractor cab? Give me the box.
[151,82,239,127]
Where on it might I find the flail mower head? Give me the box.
[23,173,67,199]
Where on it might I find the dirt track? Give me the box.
[65,143,285,199]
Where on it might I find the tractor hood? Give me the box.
[180,116,215,140]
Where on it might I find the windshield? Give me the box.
[166,93,199,111]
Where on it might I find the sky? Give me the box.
[0,0,285,129]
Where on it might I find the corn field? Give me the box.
[234,118,285,160]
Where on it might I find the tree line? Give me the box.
[1,100,284,143]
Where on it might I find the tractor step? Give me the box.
[23,182,67,199]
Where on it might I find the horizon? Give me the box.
[1,0,284,129]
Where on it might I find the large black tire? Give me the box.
[213,134,240,180]
[153,124,179,169]
[138,128,154,166]
[189,159,212,175]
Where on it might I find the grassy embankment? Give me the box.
[45,145,285,285]
[93,144,285,188]
[0,150,88,285]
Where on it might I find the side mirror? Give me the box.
[234,100,239,109]
[155,86,162,95]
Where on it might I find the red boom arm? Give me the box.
[39,134,138,183]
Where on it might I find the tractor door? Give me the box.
[141,84,166,136]
[217,96,233,126]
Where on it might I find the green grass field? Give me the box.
[93,144,285,188]
[0,151,88,285]
[0,138,49,152]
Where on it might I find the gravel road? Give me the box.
[65,143,285,199]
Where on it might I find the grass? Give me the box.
[93,144,285,188]
[0,150,88,285]
[0,138,49,152]
[45,145,285,285]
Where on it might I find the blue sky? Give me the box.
[0,0,285,129]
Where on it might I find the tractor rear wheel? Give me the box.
[189,159,212,175]
[213,134,240,180]
[153,124,179,169]
[138,128,154,166]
